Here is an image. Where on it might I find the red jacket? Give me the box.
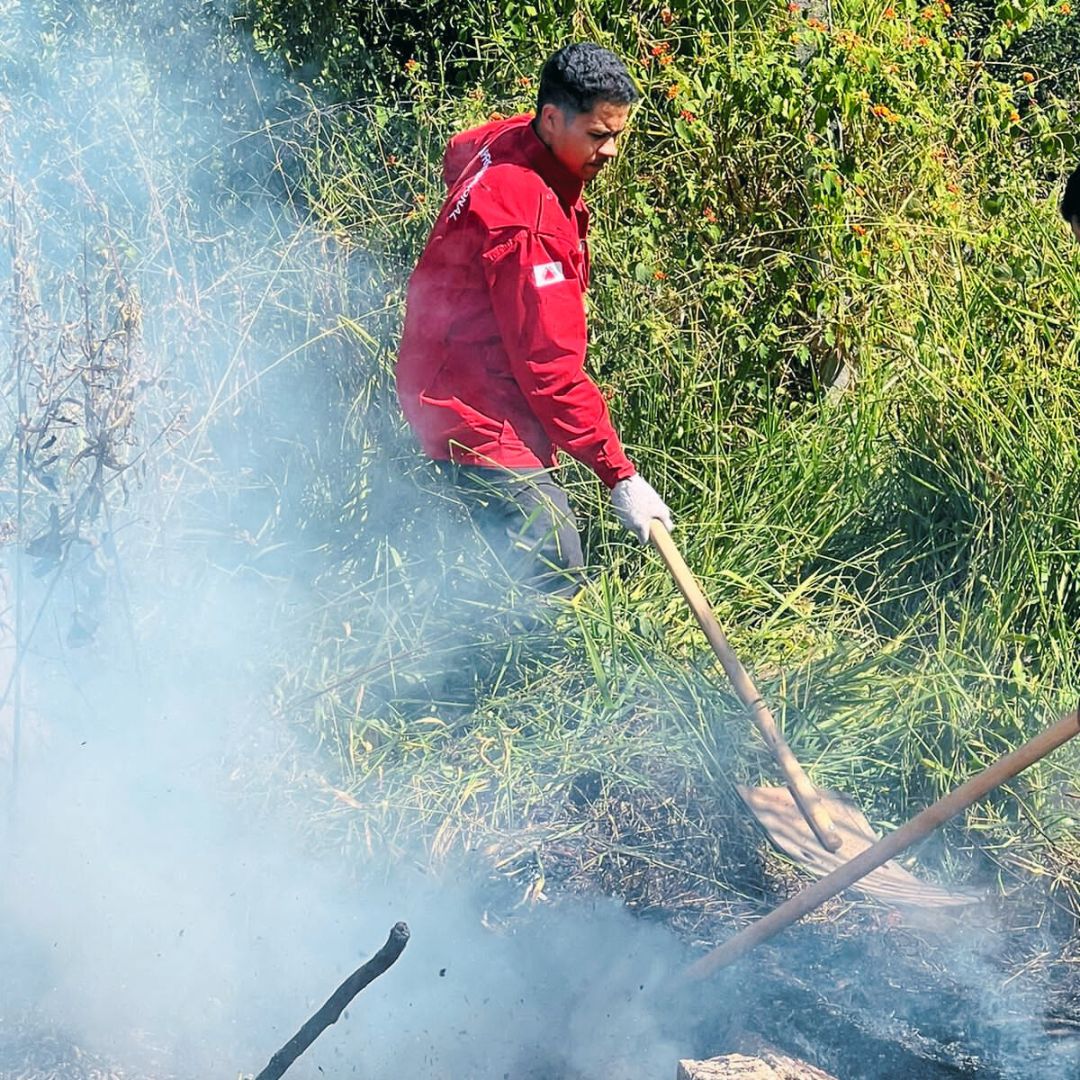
[396,114,635,488]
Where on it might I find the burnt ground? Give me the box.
[698,924,1080,1079]
[3,767,1079,1079]
[0,1018,167,1080]
[479,766,1080,1079]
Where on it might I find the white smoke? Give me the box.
[0,4,694,1077]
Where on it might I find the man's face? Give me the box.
[537,100,630,183]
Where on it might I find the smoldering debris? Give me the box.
[678,1049,839,1080]
[0,1013,172,1080]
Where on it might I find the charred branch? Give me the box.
[253,921,410,1080]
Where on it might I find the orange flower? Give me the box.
[946,182,959,194]
[920,5,936,18]
[659,54,673,65]
[651,42,671,56]
[703,207,717,223]
[667,83,680,99]
[1009,110,1021,123]
[653,270,667,280]
[807,16,828,29]
[386,154,398,166]
[518,76,532,87]
[851,223,867,237]
[883,5,896,16]
[679,108,697,121]
[1061,2,1072,13]
[488,111,505,122]
[1021,71,1035,83]
[871,103,900,122]
[404,58,420,73]
[788,1,801,10]
[660,6,674,25]
[916,34,931,45]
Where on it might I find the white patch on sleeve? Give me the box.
[532,261,565,287]
[447,147,492,222]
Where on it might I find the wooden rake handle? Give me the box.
[679,707,1080,980]
[649,520,842,853]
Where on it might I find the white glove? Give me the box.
[610,474,674,543]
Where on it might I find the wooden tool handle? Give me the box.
[679,708,1080,980]
[649,520,842,853]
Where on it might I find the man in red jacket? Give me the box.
[397,43,672,595]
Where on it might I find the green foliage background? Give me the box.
[258,0,1080,911]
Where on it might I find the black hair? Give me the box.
[536,43,639,117]
[1061,162,1080,222]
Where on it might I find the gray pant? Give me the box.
[444,464,586,597]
